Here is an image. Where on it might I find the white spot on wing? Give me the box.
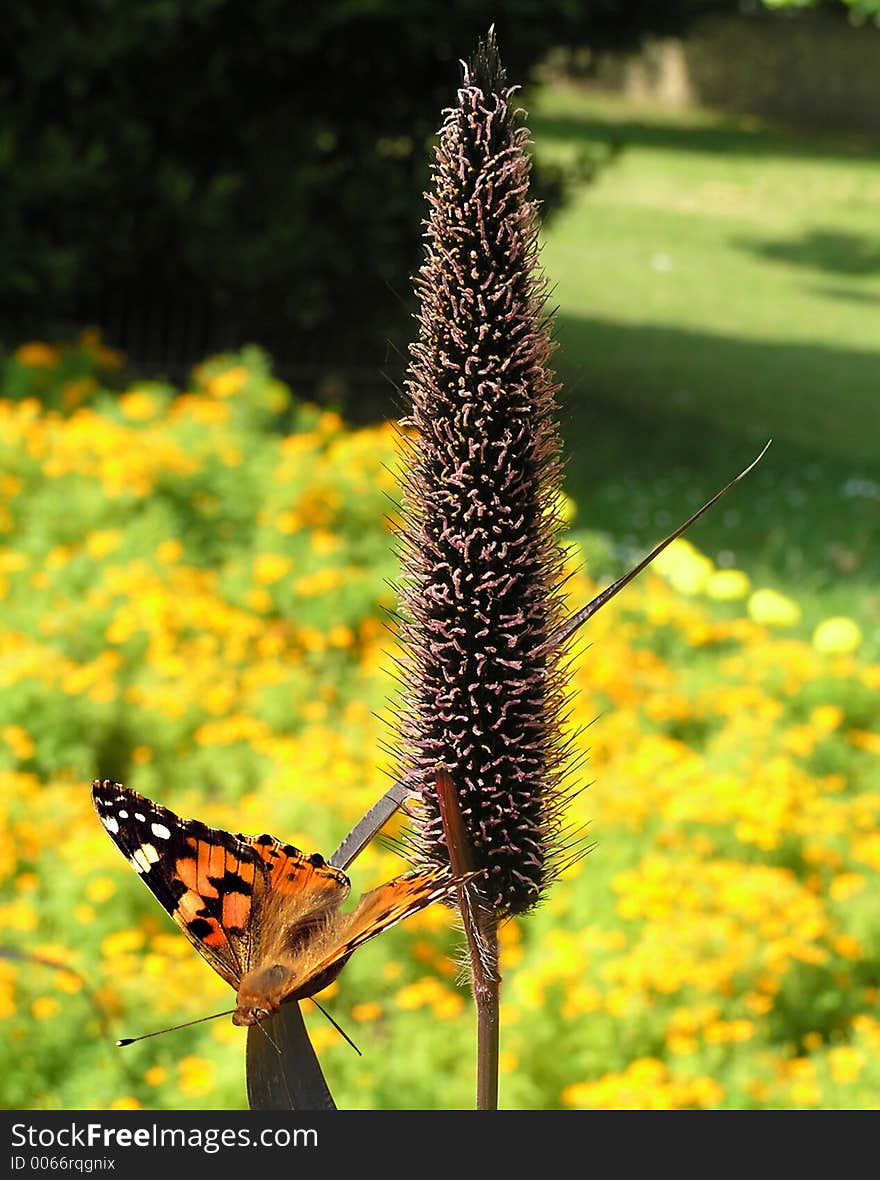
[151,822,171,840]
[130,844,160,873]
[134,812,146,822]
[118,809,128,819]
[103,816,120,835]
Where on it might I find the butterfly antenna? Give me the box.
[309,998,362,1056]
[116,1009,236,1047]
[253,1016,282,1056]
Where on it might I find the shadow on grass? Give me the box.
[735,228,880,278]
[553,312,880,618]
[554,312,880,468]
[529,107,876,166]
[808,285,880,307]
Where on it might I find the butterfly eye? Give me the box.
[233,1004,269,1027]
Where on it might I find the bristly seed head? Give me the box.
[391,30,574,917]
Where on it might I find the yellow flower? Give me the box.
[208,366,248,399]
[56,971,82,996]
[211,1020,239,1047]
[15,342,59,367]
[0,550,27,574]
[310,529,341,555]
[351,1001,383,1023]
[178,1055,216,1096]
[86,877,117,903]
[781,725,816,758]
[703,1019,750,1044]
[499,1049,519,1073]
[253,553,292,585]
[828,1046,863,1085]
[144,1066,168,1087]
[432,989,465,1019]
[705,569,751,601]
[812,617,862,655]
[851,833,880,871]
[307,1027,337,1055]
[276,511,300,534]
[109,1097,142,1110]
[789,1080,821,1107]
[85,530,122,560]
[101,929,145,957]
[154,538,183,565]
[667,1032,698,1056]
[295,568,343,597]
[318,410,343,434]
[688,1076,724,1109]
[829,873,865,902]
[3,725,35,760]
[32,996,60,1020]
[119,391,161,421]
[171,394,230,425]
[296,486,340,527]
[328,624,354,649]
[810,704,843,733]
[748,588,801,627]
[246,587,272,613]
[833,934,862,959]
[745,992,773,1016]
[396,977,444,1011]
[653,538,714,596]
[848,729,880,754]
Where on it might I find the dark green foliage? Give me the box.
[760,0,880,24]
[0,1,737,390]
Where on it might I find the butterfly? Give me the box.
[92,780,462,1028]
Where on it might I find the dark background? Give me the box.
[2,0,779,408]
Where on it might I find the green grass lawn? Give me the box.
[528,85,880,656]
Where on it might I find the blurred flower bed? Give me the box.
[1,336,878,1109]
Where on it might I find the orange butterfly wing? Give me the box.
[280,866,463,999]
[91,780,349,991]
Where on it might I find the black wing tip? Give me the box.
[91,779,128,812]
[92,777,125,793]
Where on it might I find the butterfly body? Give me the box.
[92,780,459,1027]
[232,957,350,1025]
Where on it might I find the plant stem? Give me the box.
[435,767,501,1109]
[474,911,500,1111]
